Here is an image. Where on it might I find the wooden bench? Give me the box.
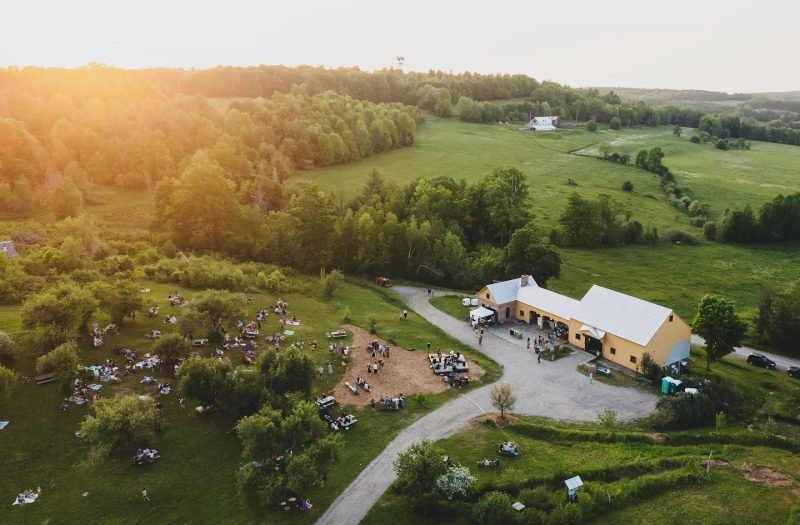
[35,372,56,385]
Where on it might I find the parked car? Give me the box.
[746,353,776,369]
[788,367,800,379]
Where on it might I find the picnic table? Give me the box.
[35,372,56,385]
[315,396,336,409]
[326,329,347,339]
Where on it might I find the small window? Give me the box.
[630,355,637,364]
[520,310,524,316]
[669,314,674,322]
[610,347,616,355]
[575,334,581,340]
[485,293,490,299]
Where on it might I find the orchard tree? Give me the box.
[177,355,232,406]
[0,364,20,399]
[153,333,190,374]
[91,279,145,325]
[673,124,682,137]
[22,281,99,337]
[0,332,14,364]
[79,395,161,453]
[393,440,447,499]
[693,295,747,369]
[187,289,247,339]
[490,383,517,419]
[264,347,315,396]
[35,342,81,393]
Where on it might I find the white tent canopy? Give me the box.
[470,306,495,320]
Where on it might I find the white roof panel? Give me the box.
[572,285,671,346]
[517,286,579,321]
[486,277,536,304]
[470,306,495,319]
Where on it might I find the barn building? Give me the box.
[523,116,560,131]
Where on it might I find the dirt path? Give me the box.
[331,325,483,407]
[315,286,657,525]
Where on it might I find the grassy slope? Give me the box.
[0,279,498,525]
[296,118,800,330]
[364,418,800,525]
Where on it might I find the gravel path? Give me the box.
[315,286,656,525]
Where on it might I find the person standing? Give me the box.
[589,372,593,384]
[478,335,483,346]
[328,362,334,376]
[403,309,408,321]
[527,338,531,350]
[142,488,150,503]
[427,342,431,352]
[537,353,541,364]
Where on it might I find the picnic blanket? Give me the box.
[283,330,295,336]
[0,421,9,430]
[285,320,301,326]
[68,396,89,405]
[87,384,102,391]
[12,493,38,506]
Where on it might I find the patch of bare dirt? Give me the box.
[701,459,731,470]
[113,386,136,398]
[475,413,517,427]
[744,466,793,487]
[332,325,484,407]
[648,432,669,443]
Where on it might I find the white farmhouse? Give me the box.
[523,116,559,131]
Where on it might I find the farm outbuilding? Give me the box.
[523,116,560,131]
[475,276,691,374]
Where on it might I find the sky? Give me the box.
[1,0,798,93]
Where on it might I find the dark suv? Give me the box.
[747,353,776,369]
[788,367,800,379]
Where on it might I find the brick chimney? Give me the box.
[520,274,529,287]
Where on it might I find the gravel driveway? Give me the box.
[316,286,656,525]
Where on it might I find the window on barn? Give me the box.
[610,347,616,355]
[486,293,490,299]
[520,310,524,316]
[630,355,637,364]
[575,334,581,340]
[669,315,673,322]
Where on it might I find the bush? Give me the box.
[621,181,634,192]
[690,217,707,228]
[472,491,515,525]
[586,120,597,132]
[703,221,718,241]
[653,376,745,429]
[660,229,698,245]
[566,178,577,186]
[716,139,730,150]
[689,135,702,144]
[517,486,554,512]
[608,117,621,130]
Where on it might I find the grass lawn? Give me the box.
[0,278,499,524]
[363,416,800,525]
[429,295,471,321]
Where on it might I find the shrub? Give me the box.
[566,177,577,186]
[597,409,618,430]
[689,135,702,144]
[608,117,621,130]
[690,217,707,228]
[517,486,554,512]
[621,181,633,192]
[586,120,597,132]
[660,229,698,245]
[703,221,718,241]
[472,491,515,525]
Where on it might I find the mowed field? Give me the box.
[297,118,800,332]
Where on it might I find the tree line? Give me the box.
[704,192,800,244]
[0,90,420,217]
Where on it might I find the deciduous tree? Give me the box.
[693,295,747,369]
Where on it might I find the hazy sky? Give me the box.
[1,0,798,93]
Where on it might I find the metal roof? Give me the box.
[564,476,583,490]
[486,276,537,304]
[571,285,671,346]
[517,285,579,321]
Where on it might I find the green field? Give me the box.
[0,279,499,524]
[297,118,800,339]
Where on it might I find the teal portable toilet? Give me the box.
[661,376,672,395]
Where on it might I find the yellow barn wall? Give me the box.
[568,313,692,372]
[516,300,571,326]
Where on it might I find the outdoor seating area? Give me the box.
[375,395,405,411]
[12,487,41,506]
[429,351,469,375]
[132,448,160,465]
[326,329,347,339]
[499,441,519,457]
